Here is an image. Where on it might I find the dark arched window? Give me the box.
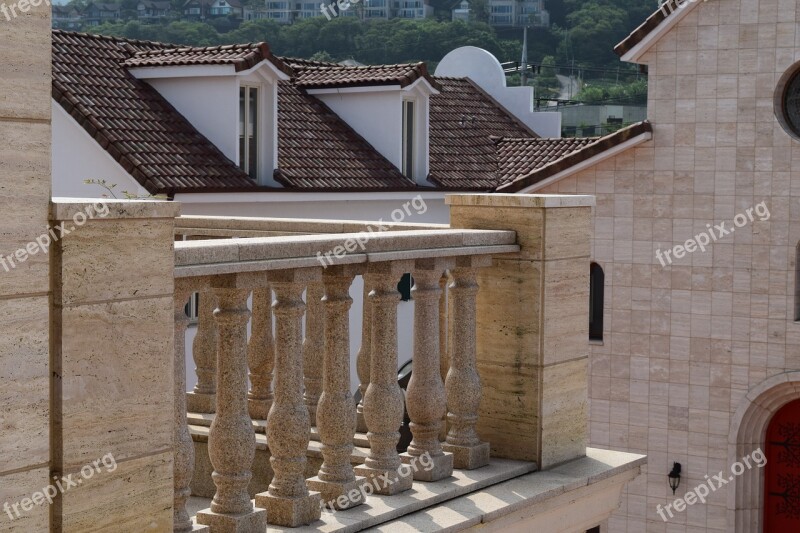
[589,262,604,341]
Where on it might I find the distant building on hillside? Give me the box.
[137,0,172,22]
[452,0,469,21]
[183,0,243,20]
[52,4,82,29]
[488,0,548,27]
[82,2,121,25]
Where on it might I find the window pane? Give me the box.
[239,87,246,172]
[248,87,258,180]
[403,100,414,178]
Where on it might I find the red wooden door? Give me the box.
[764,398,800,532]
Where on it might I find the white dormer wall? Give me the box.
[311,80,436,186]
[130,61,288,187]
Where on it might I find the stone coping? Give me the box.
[188,458,537,533]
[445,193,596,208]
[174,229,519,278]
[176,215,448,235]
[364,447,646,532]
[51,197,181,220]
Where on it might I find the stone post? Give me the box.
[401,259,454,481]
[355,262,414,495]
[196,282,267,532]
[355,282,371,433]
[447,194,593,468]
[187,290,217,414]
[307,266,366,509]
[51,200,180,531]
[248,286,274,420]
[442,257,492,470]
[173,283,207,532]
[256,269,322,527]
[303,281,325,426]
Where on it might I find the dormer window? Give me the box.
[402,99,415,179]
[239,85,259,180]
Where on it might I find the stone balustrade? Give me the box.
[172,226,518,529]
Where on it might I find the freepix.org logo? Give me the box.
[1,0,51,22]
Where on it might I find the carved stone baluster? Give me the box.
[438,272,449,442]
[187,290,217,414]
[400,260,454,481]
[443,258,491,469]
[173,283,206,532]
[256,269,322,527]
[307,266,366,509]
[248,286,274,420]
[355,281,371,433]
[354,262,414,495]
[303,281,325,426]
[197,282,267,531]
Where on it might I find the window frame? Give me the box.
[589,262,604,342]
[239,84,260,181]
[402,99,415,179]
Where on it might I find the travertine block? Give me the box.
[60,297,173,469]
[60,452,173,532]
[255,491,321,528]
[0,296,48,471]
[57,219,176,306]
[196,507,266,533]
[0,467,50,532]
[540,358,588,469]
[0,121,51,296]
[0,8,51,121]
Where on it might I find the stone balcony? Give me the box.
[36,193,645,533]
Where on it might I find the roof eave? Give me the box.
[614,0,703,63]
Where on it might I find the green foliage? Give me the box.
[577,77,647,104]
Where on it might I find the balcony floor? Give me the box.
[188,458,536,532]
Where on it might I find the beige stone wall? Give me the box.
[50,200,180,532]
[0,4,52,532]
[538,0,800,530]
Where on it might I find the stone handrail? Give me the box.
[175,214,449,238]
[172,225,520,530]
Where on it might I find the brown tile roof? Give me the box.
[124,42,291,74]
[292,62,441,91]
[496,137,599,186]
[497,121,653,192]
[274,82,414,189]
[614,0,679,57]
[52,30,257,194]
[427,77,538,190]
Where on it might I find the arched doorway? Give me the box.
[764,398,800,532]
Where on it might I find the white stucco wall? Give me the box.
[315,91,403,169]
[146,76,240,162]
[51,102,150,198]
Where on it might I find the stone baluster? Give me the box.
[197,282,267,531]
[400,260,454,481]
[355,262,414,494]
[187,290,217,414]
[307,266,366,509]
[443,257,491,469]
[303,281,325,426]
[248,286,274,420]
[438,272,449,442]
[355,281,371,433]
[256,269,322,527]
[173,284,206,532]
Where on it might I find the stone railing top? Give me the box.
[51,198,181,220]
[174,229,518,278]
[176,215,448,238]
[446,193,596,209]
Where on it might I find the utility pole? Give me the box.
[520,26,529,87]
